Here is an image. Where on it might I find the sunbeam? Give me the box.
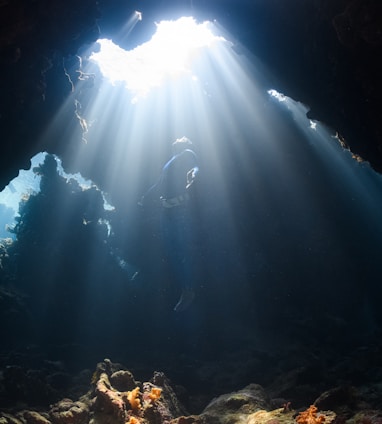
[31,15,276,316]
[19,12,382,339]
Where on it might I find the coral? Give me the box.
[91,361,166,424]
[296,406,326,424]
[143,387,162,406]
[149,388,162,402]
[127,417,140,424]
[125,387,142,412]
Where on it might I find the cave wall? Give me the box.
[1,0,382,191]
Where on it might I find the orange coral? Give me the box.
[296,406,325,424]
[127,387,142,411]
[127,416,141,424]
[148,387,162,402]
[142,385,162,407]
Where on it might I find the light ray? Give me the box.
[28,14,382,323]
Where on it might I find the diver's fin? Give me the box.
[174,288,195,312]
[116,256,140,281]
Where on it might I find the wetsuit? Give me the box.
[160,149,198,293]
[141,147,199,310]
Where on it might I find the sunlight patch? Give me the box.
[268,89,287,102]
[90,17,225,101]
[309,120,317,130]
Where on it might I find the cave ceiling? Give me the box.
[1,0,382,190]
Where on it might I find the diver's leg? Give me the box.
[162,208,196,311]
[173,286,195,312]
[171,209,195,312]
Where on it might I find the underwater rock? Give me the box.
[151,372,188,419]
[2,365,59,406]
[266,365,323,409]
[110,371,138,392]
[0,410,51,424]
[346,410,382,424]
[3,357,382,424]
[22,410,51,424]
[49,399,89,424]
[93,372,127,423]
[0,414,24,424]
[170,415,206,424]
[201,384,271,424]
[314,386,358,417]
[0,414,23,424]
[91,359,131,385]
[246,408,296,424]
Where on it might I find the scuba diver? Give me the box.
[139,136,199,312]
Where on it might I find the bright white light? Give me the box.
[0,153,44,214]
[268,89,286,102]
[90,17,225,102]
[268,89,324,134]
[310,120,317,130]
[118,10,143,41]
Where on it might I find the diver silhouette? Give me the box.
[139,136,199,312]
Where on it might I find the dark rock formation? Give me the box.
[2,358,382,424]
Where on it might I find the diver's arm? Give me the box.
[186,166,199,189]
[138,176,162,206]
[185,149,200,189]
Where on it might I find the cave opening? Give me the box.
[1,12,382,356]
